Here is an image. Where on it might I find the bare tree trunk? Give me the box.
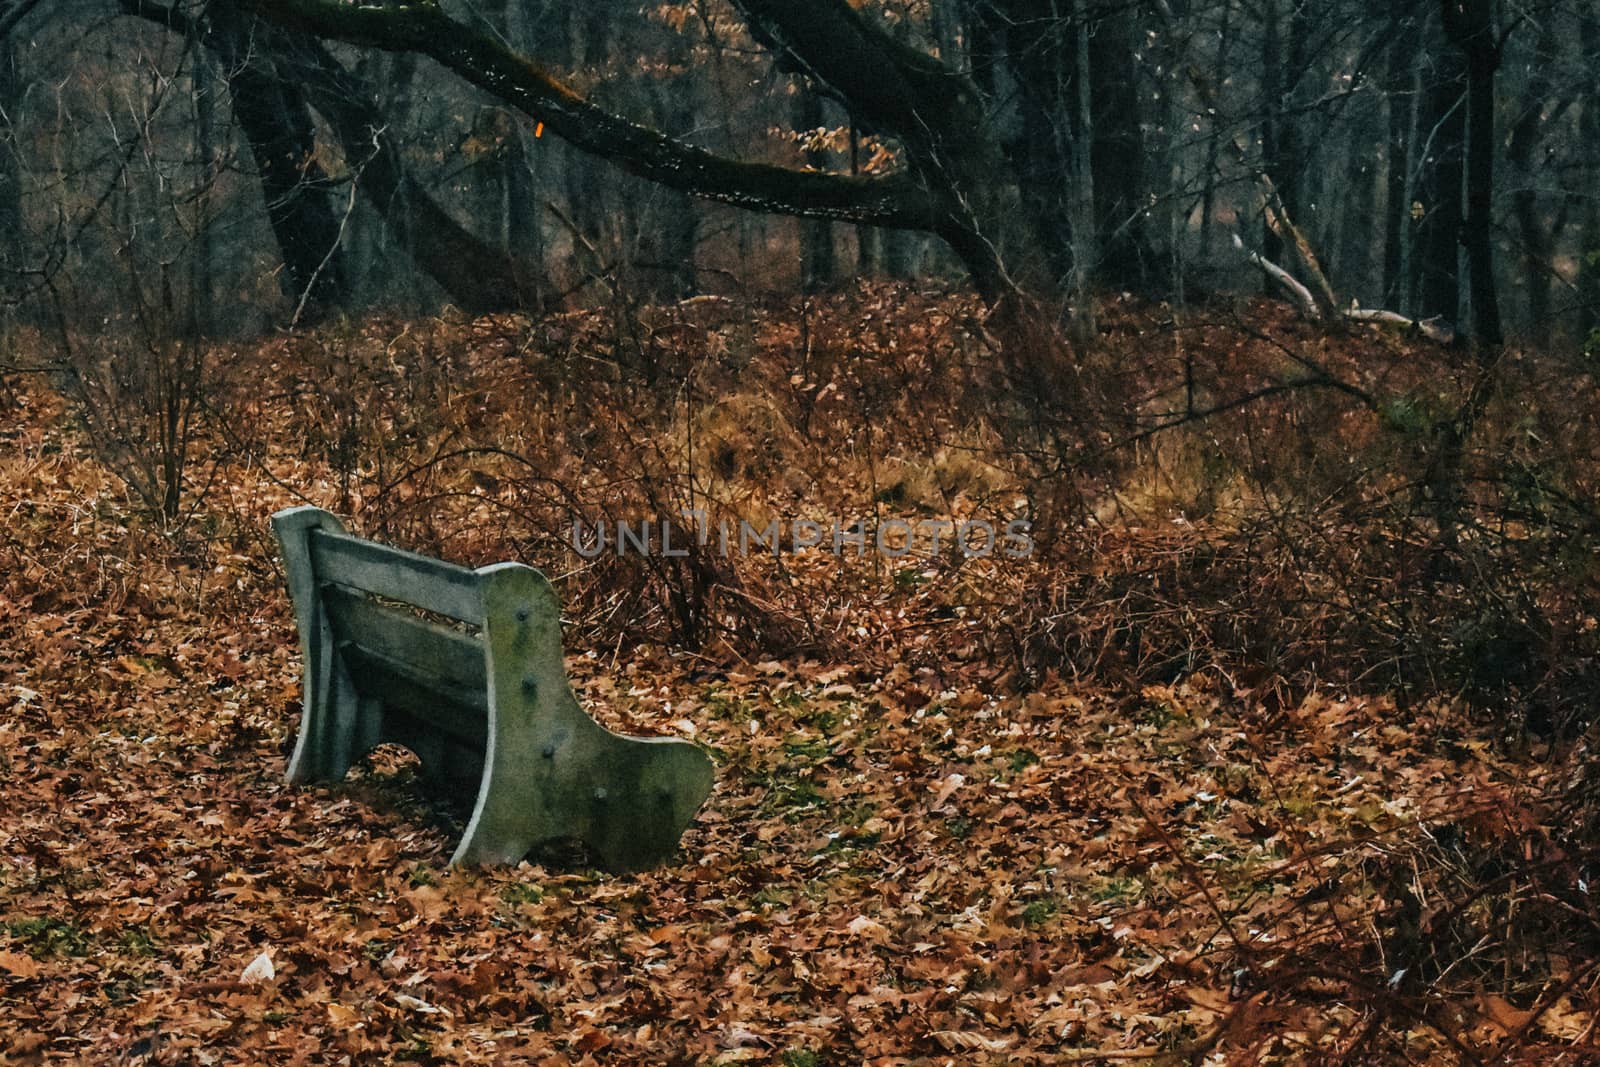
[1577,10,1600,343]
[1443,0,1503,349]
[1003,0,1073,288]
[1381,3,1416,308]
[0,39,22,292]
[1333,121,1376,298]
[1197,3,1233,264]
[562,2,611,293]
[503,127,543,302]
[1260,0,1307,276]
[1088,4,1151,290]
[849,121,876,276]
[1505,23,1562,349]
[497,0,540,261]
[1412,10,1465,327]
[644,32,698,302]
[190,32,214,335]
[795,90,835,292]
[1065,0,1095,341]
[880,229,916,280]
[849,121,875,276]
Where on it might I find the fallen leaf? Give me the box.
[932,773,965,810]
[239,949,275,985]
[0,950,41,978]
[1476,992,1535,1034]
[394,993,450,1016]
[1538,996,1594,1041]
[930,1029,1014,1052]
[847,915,889,940]
[720,1026,768,1049]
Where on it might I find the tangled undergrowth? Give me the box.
[3,283,1600,1062]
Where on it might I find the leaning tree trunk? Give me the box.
[280,36,544,314]
[136,0,547,315]
[209,14,349,315]
[247,0,1073,395]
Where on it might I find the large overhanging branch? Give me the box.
[242,0,943,231]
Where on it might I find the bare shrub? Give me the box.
[998,304,1600,736]
[58,264,218,531]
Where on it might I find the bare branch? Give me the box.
[1235,234,1318,318]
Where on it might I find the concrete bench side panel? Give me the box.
[454,563,715,871]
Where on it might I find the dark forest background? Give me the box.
[0,0,1595,350]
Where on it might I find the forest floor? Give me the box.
[2,287,1597,1063]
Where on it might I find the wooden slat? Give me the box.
[309,528,484,624]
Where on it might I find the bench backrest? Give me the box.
[309,527,493,779]
[307,524,487,624]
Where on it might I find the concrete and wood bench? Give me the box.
[271,506,713,871]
